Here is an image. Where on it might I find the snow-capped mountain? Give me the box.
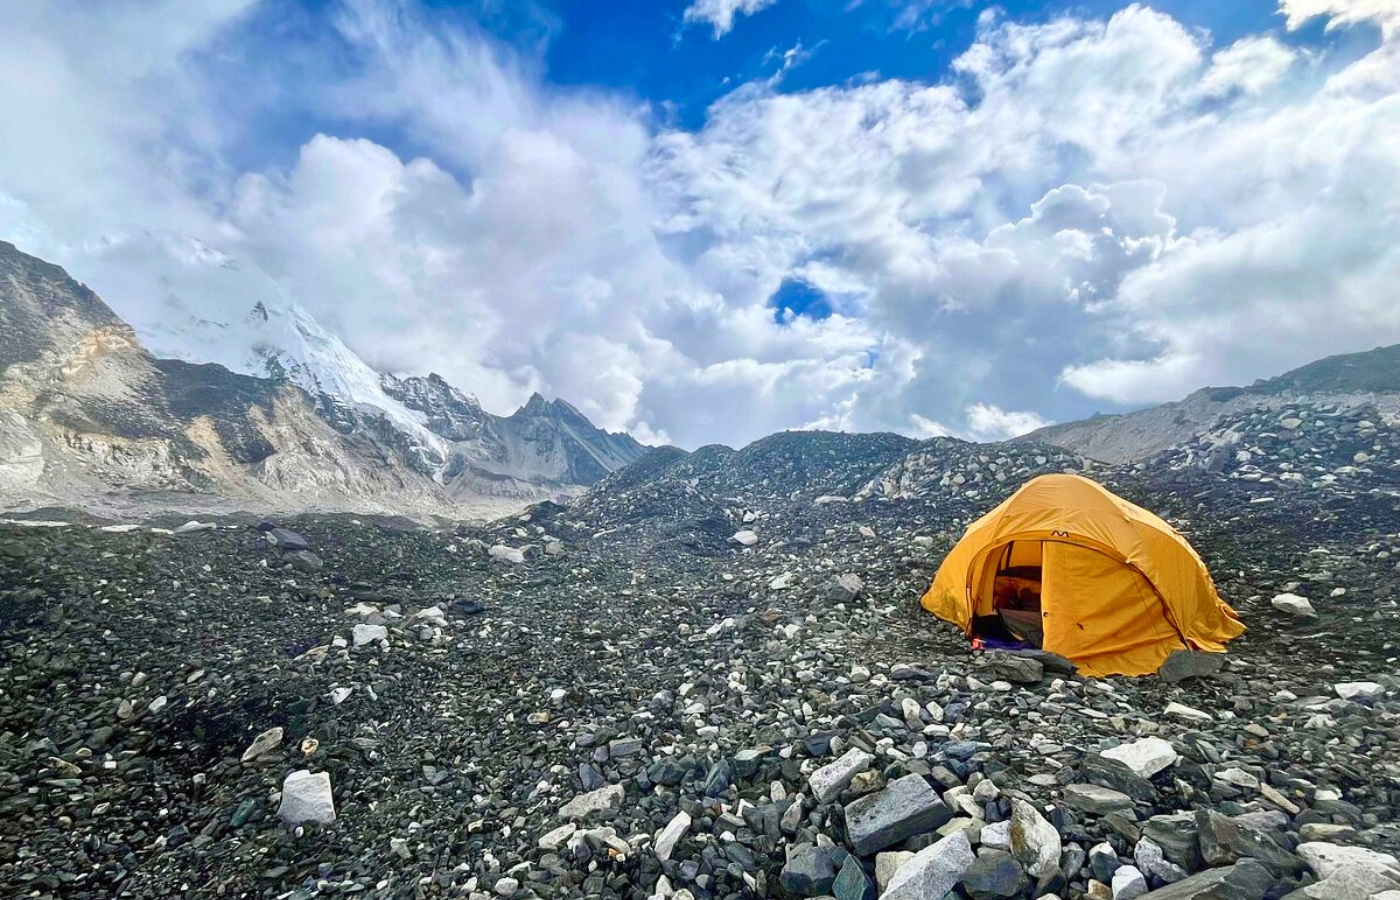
[0,240,647,518]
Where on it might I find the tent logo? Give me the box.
[1051,530,1070,538]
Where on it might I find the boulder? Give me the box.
[1334,681,1384,700]
[1195,809,1303,874]
[731,530,759,547]
[1112,865,1148,900]
[844,774,952,856]
[1157,650,1224,683]
[825,573,864,602]
[984,652,1044,684]
[352,623,388,647]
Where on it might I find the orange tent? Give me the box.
[920,473,1244,677]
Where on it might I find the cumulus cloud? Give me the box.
[682,0,781,39]
[1,0,1398,451]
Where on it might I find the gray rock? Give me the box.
[961,849,1029,900]
[844,774,952,856]
[1131,860,1271,899]
[1135,838,1188,884]
[825,573,864,603]
[1141,813,1202,871]
[277,769,336,825]
[1195,809,1303,874]
[1083,754,1159,801]
[267,527,310,551]
[1090,842,1122,884]
[1270,593,1316,616]
[985,652,1044,684]
[880,831,975,900]
[781,843,838,896]
[876,851,915,893]
[1157,650,1225,682]
[1064,784,1136,815]
[832,853,875,900]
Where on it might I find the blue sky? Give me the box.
[1,0,1398,448]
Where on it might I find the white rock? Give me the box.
[768,573,794,590]
[1111,865,1148,900]
[1271,593,1317,617]
[980,820,1011,851]
[881,832,975,900]
[809,748,874,803]
[654,811,691,861]
[538,823,577,850]
[277,770,336,825]
[1213,767,1260,790]
[1101,737,1178,778]
[1010,797,1061,878]
[558,783,625,819]
[875,851,915,892]
[731,530,759,547]
[1297,842,1400,899]
[1335,681,1384,700]
[488,545,525,564]
[1164,701,1213,723]
[352,623,388,647]
[494,877,519,896]
[241,726,284,763]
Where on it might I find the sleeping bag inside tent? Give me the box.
[919,473,1245,677]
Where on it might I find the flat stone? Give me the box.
[557,784,624,820]
[267,527,310,551]
[880,831,975,900]
[1064,784,1136,815]
[1130,860,1271,899]
[1083,754,1159,801]
[538,823,577,850]
[810,747,875,803]
[731,530,759,546]
[984,652,1044,684]
[1101,737,1178,779]
[1334,681,1384,700]
[844,773,952,856]
[277,770,336,825]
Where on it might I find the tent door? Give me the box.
[1040,541,1186,677]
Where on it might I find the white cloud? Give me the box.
[1,0,1398,451]
[682,0,781,39]
[965,404,1051,441]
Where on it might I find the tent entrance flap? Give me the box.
[970,540,1044,648]
[1040,541,1187,677]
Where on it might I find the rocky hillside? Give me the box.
[0,241,644,518]
[1020,346,1400,464]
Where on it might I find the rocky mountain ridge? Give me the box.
[0,241,645,519]
[1020,345,1400,464]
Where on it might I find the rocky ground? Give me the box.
[2,402,1399,900]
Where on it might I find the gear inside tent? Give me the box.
[919,473,1246,677]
